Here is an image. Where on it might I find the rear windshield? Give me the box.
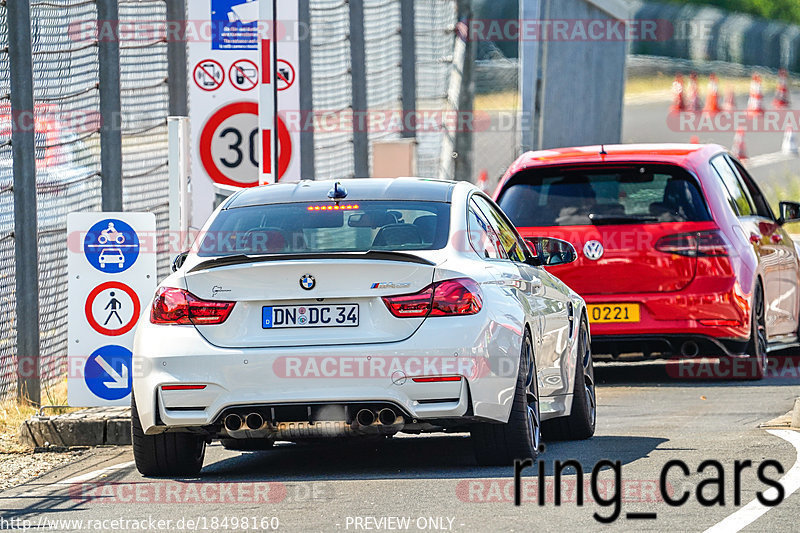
[198,201,450,257]
[497,165,711,227]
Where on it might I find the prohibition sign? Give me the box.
[193,59,224,92]
[276,59,295,91]
[85,281,141,337]
[229,59,259,92]
[199,101,292,187]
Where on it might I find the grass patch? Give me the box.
[474,90,518,112]
[762,175,800,234]
[0,379,75,453]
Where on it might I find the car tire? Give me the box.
[220,438,274,451]
[542,316,596,440]
[470,330,541,466]
[131,395,206,477]
[742,281,768,381]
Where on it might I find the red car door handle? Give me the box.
[750,234,761,244]
[771,234,784,244]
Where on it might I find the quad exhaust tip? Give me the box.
[224,414,242,432]
[245,413,264,430]
[355,409,375,426]
[378,408,397,425]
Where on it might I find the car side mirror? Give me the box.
[171,251,189,272]
[524,237,577,267]
[779,201,800,225]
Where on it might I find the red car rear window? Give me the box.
[497,164,711,227]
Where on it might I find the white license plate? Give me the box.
[262,304,359,329]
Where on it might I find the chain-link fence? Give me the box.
[0,3,15,399]
[1,0,175,401]
[118,0,170,277]
[309,0,459,179]
[416,0,458,178]
[31,0,104,399]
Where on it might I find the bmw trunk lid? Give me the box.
[182,255,436,348]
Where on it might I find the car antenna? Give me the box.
[599,144,607,155]
[328,181,348,200]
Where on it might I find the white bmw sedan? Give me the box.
[132,178,595,476]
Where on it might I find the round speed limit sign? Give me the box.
[199,101,291,187]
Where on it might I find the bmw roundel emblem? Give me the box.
[300,274,316,290]
[583,240,604,261]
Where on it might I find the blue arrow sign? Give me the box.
[84,345,132,401]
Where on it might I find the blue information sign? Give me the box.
[83,218,140,274]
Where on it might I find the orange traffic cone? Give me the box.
[690,135,700,144]
[687,72,701,111]
[723,88,737,111]
[671,73,685,112]
[732,128,747,160]
[703,73,720,114]
[747,74,764,116]
[477,169,490,193]
[774,68,791,109]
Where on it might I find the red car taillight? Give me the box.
[655,230,730,257]
[150,287,235,325]
[382,278,483,318]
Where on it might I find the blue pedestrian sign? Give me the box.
[83,218,140,274]
[84,345,132,401]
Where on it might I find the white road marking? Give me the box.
[703,429,800,533]
[15,460,135,498]
[745,151,798,168]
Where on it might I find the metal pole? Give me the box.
[166,0,188,116]
[348,0,369,177]
[298,0,315,179]
[453,0,474,182]
[8,0,41,405]
[519,0,542,152]
[400,0,417,139]
[97,0,123,211]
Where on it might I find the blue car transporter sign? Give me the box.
[82,218,140,274]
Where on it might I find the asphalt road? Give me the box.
[1,363,799,532]
[622,91,800,193]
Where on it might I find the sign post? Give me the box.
[67,213,156,406]
[188,0,302,225]
[258,0,277,185]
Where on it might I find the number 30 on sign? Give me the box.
[199,101,291,187]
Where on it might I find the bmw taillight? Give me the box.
[382,278,483,318]
[655,230,730,257]
[150,287,235,325]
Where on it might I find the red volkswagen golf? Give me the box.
[495,144,800,379]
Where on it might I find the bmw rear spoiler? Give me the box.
[188,251,435,273]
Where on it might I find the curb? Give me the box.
[793,398,800,430]
[17,407,131,448]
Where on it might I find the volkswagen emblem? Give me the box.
[583,240,604,261]
[299,274,316,290]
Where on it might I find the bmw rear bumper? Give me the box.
[131,314,523,435]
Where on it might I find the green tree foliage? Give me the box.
[665,0,800,26]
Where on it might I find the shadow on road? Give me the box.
[595,355,800,388]
[200,433,667,481]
